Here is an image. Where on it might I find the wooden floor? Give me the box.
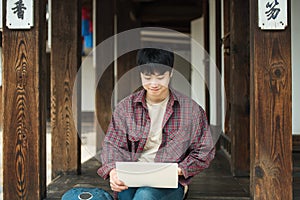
[293,151,300,200]
[45,149,300,200]
[46,151,251,200]
[44,115,300,200]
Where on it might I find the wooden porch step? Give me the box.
[45,149,300,199]
[294,166,300,174]
[293,151,300,176]
[46,151,250,200]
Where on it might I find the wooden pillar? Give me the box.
[213,0,222,150]
[116,0,140,101]
[230,0,250,176]
[95,0,115,153]
[250,1,292,199]
[2,0,47,199]
[203,0,210,122]
[215,0,221,105]
[51,0,81,178]
[220,0,232,157]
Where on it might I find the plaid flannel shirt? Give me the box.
[97,88,215,186]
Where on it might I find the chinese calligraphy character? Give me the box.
[265,0,280,20]
[12,0,27,20]
[265,0,281,20]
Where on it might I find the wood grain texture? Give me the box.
[230,0,250,176]
[250,1,292,199]
[2,0,47,199]
[51,0,81,179]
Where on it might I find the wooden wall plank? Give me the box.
[2,0,47,199]
[250,1,292,199]
[51,0,81,178]
[230,0,250,176]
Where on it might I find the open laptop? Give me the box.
[116,162,178,188]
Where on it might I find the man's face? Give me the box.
[140,71,172,101]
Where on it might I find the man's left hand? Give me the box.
[178,168,183,176]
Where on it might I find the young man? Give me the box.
[98,48,215,200]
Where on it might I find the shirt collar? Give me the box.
[133,88,179,108]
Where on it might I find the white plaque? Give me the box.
[258,0,287,30]
[6,0,34,29]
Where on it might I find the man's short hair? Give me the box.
[137,48,174,75]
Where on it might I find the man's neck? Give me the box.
[146,90,169,104]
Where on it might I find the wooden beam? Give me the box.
[141,22,191,33]
[250,1,292,199]
[230,0,250,176]
[2,0,47,199]
[140,4,202,23]
[51,0,81,178]
[138,1,202,33]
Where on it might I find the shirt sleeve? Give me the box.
[178,107,215,181]
[97,104,131,180]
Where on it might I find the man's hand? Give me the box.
[109,168,128,192]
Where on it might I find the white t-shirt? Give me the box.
[138,96,169,162]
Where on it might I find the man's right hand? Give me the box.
[109,168,128,192]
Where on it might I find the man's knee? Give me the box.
[133,187,157,200]
[133,187,183,200]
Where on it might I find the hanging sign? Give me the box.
[258,0,287,30]
[6,0,34,29]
